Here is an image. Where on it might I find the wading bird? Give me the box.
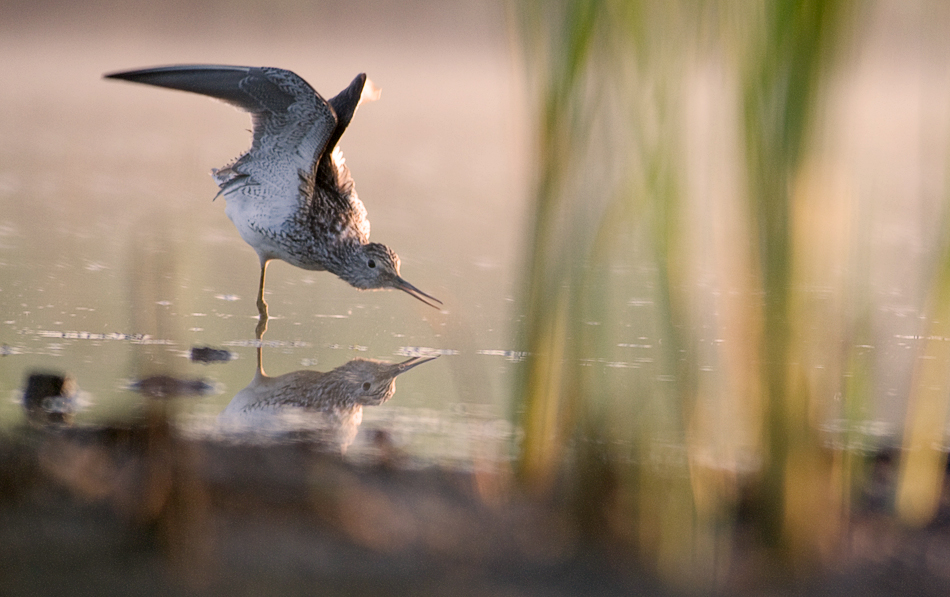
[105,65,442,320]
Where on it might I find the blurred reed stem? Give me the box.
[740,0,853,555]
[514,0,603,488]
[897,221,950,526]
[513,0,862,583]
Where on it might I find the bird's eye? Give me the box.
[362,382,371,391]
[367,259,376,269]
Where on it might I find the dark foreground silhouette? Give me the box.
[3,417,950,597]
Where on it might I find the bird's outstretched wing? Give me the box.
[325,73,379,159]
[307,74,381,241]
[105,65,336,200]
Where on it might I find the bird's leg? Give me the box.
[255,261,269,339]
[256,262,269,313]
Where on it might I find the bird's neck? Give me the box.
[324,240,365,281]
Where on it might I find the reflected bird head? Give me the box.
[341,242,442,309]
[331,355,438,406]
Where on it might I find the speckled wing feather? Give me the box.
[304,73,377,245]
[105,65,337,226]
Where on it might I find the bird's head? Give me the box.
[331,356,438,406]
[339,242,442,309]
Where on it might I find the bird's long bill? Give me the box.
[390,355,439,376]
[395,277,442,309]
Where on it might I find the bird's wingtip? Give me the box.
[361,78,381,104]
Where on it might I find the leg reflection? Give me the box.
[255,261,269,339]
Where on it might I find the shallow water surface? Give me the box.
[0,2,527,467]
[4,1,950,473]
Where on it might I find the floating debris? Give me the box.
[23,371,78,425]
[189,346,235,364]
[397,346,458,358]
[327,344,368,352]
[224,339,311,348]
[33,330,173,344]
[476,349,528,362]
[130,375,214,399]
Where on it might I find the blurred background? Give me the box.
[3,0,950,593]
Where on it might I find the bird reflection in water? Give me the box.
[220,340,436,452]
